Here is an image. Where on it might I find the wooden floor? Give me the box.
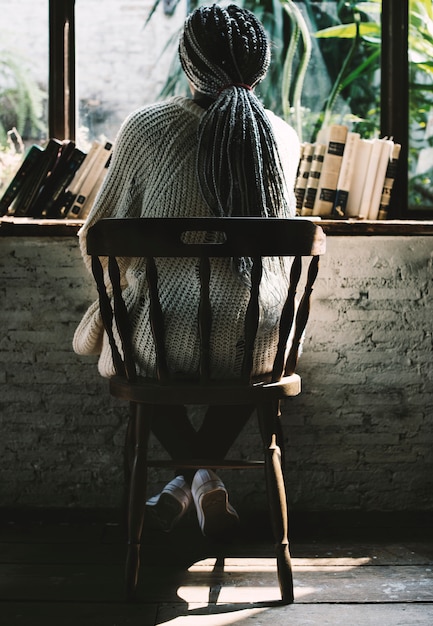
[0,509,432,625]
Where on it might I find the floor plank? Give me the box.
[0,513,432,625]
[0,602,157,626]
[157,603,433,625]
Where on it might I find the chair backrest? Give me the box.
[87,217,326,385]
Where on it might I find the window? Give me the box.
[407,0,433,216]
[75,0,185,148]
[2,0,432,220]
[0,0,48,183]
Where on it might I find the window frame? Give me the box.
[381,0,409,219]
[49,0,76,142]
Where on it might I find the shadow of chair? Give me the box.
[86,216,326,603]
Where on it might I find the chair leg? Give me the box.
[258,402,294,604]
[121,404,137,528]
[125,402,138,475]
[125,403,152,601]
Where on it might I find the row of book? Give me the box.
[1,124,400,221]
[0,137,113,219]
[295,124,401,220]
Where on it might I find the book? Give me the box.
[367,138,395,220]
[66,142,113,218]
[12,138,63,216]
[0,145,44,216]
[43,147,87,218]
[70,152,112,219]
[345,139,374,217]
[294,142,314,212]
[55,140,104,216]
[26,140,78,217]
[295,143,305,174]
[378,143,401,220]
[300,143,326,216]
[357,138,387,219]
[312,124,348,217]
[331,132,361,217]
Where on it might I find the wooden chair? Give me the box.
[87,216,326,603]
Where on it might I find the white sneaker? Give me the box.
[191,469,239,537]
[146,476,192,532]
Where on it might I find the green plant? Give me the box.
[0,42,47,191]
[406,0,433,208]
[145,1,387,143]
[313,0,433,209]
[0,127,25,192]
[0,46,46,145]
[311,0,381,137]
[143,0,433,210]
[280,0,312,140]
[148,0,311,137]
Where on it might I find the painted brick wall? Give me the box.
[0,234,432,512]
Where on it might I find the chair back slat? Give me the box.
[91,255,126,377]
[284,255,320,376]
[146,255,169,382]
[271,256,301,382]
[108,257,137,381]
[241,256,262,382]
[198,257,212,383]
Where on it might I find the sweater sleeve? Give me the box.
[77,108,146,275]
[73,109,147,358]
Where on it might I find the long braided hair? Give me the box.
[179,4,291,219]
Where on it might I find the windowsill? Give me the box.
[1,216,433,237]
[318,219,433,235]
[0,217,84,237]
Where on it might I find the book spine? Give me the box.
[13,138,63,217]
[75,141,112,198]
[66,143,113,218]
[294,143,314,212]
[367,139,395,220]
[345,139,373,218]
[357,138,384,219]
[66,140,103,196]
[332,132,360,218]
[44,149,87,218]
[0,145,43,215]
[300,143,326,216]
[27,140,77,218]
[55,190,77,217]
[71,153,112,219]
[378,144,401,220]
[312,124,348,217]
[50,143,104,218]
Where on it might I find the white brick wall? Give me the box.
[0,233,432,512]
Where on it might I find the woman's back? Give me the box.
[73,4,300,379]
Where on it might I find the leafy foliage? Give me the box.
[309,0,381,139]
[147,1,383,142]
[312,0,433,209]
[152,0,307,130]
[0,44,47,190]
[0,47,46,145]
[407,0,433,207]
[0,127,25,194]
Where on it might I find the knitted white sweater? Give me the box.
[73,96,300,378]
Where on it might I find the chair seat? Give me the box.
[109,373,301,405]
